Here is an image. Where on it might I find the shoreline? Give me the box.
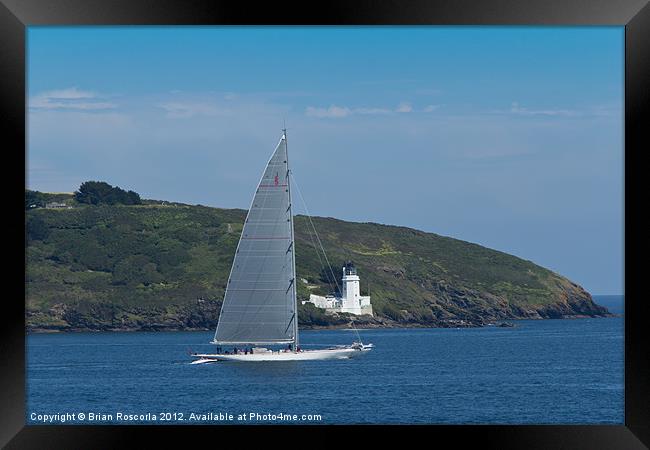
[26,313,620,334]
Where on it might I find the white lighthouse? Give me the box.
[340,262,363,314]
[302,261,373,316]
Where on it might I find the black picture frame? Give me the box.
[2,0,647,448]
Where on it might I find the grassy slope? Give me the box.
[25,193,609,331]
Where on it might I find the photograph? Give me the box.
[24,25,624,426]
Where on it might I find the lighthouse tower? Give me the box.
[341,261,363,314]
[303,261,373,316]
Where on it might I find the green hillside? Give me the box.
[25,190,609,332]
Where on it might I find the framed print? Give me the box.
[2,0,648,448]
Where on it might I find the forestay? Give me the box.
[214,135,297,344]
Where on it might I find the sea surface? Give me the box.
[26,296,624,425]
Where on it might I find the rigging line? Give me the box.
[302,203,331,288]
[284,312,295,334]
[292,177,328,286]
[290,172,341,295]
[310,232,333,290]
[350,318,363,345]
[290,171,337,293]
[285,171,321,267]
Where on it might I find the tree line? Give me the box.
[74,181,142,206]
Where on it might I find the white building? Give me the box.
[302,262,373,316]
[45,202,72,209]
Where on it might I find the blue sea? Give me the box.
[26,296,623,425]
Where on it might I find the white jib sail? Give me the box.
[214,134,297,345]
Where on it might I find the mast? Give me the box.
[285,127,299,351]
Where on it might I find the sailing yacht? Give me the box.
[191,130,373,363]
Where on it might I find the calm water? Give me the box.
[27,300,623,425]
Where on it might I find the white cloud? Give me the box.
[42,87,95,99]
[305,105,352,118]
[354,107,391,115]
[157,102,224,118]
[423,105,440,113]
[29,87,117,111]
[395,102,413,113]
[305,102,416,118]
[485,102,620,119]
[509,102,577,117]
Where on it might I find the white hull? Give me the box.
[191,344,372,364]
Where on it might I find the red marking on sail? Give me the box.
[274,174,279,186]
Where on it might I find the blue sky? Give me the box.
[27,26,624,295]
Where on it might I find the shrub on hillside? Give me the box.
[74,181,141,206]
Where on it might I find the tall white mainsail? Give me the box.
[214,133,298,345]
